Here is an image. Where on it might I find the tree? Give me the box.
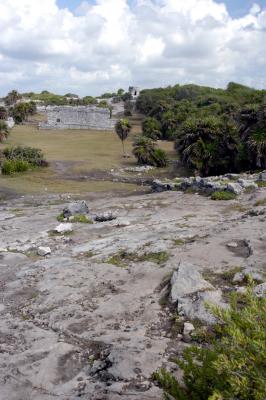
[0,106,8,120]
[175,116,238,176]
[0,121,10,142]
[122,92,133,102]
[4,90,22,106]
[124,100,134,116]
[10,102,37,124]
[142,117,162,140]
[240,104,266,169]
[115,119,132,156]
[117,88,125,96]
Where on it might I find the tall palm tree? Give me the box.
[115,119,132,156]
[0,121,10,142]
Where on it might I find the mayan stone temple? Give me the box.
[39,105,116,130]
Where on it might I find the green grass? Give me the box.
[48,229,74,237]
[211,190,237,201]
[0,122,175,195]
[56,213,93,223]
[173,238,185,246]
[257,180,266,187]
[254,198,266,206]
[106,250,169,267]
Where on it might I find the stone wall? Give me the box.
[39,106,116,131]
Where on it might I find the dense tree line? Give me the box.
[136,82,266,175]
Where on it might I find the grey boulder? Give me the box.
[63,201,89,218]
[170,262,213,303]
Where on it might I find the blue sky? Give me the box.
[57,0,266,17]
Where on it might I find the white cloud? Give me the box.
[0,0,265,96]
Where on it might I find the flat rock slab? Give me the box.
[0,188,265,399]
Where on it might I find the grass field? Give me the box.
[0,115,177,195]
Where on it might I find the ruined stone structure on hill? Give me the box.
[39,106,116,130]
[129,86,140,98]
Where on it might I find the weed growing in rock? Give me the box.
[56,213,93,223]
[106,250,169,267]
[173,238,185,246]
[154,285,266,400]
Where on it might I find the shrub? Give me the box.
[3,146,48,167]
[154,285,266,400]
[1,160,15,175]
[211,191,237,200]
[151,148,168,167]
[1,159,30,175]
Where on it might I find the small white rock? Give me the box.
[37,246,51,256]
[183,322,195,335]
[111,219,130,227]
[226,241,238,248]
[54,223,73,234]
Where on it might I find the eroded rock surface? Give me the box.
[0,187,265,399]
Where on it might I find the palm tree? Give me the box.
[132,136,155,165]
[0,106,7,120]
[5,90,22,106]
[115,119,132,156]
[0,121,10,142]
[247,129,266,169]
[175,116,238,176]
[132,135,168,167]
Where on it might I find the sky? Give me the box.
[0,0,265,97]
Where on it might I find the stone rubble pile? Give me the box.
[152,170,265,195]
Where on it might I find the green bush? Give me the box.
[132,135,168,167]
[3,146,48,167]
[211,191,237,200]
[154,285,266,400]
[1,159,30,175]
[151,148,168,167]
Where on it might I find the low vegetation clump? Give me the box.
[211,191,237,201]
[132,136,168,167]
[1,159,30,175]
[173,238,185,246]
[1,146,48,175]
[106,250,169,267]
[257,180,266,187]
[154,285,266,400]
[57,213,93,223]
[254,198,266,207]
[3,146,48,167]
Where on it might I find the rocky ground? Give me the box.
[0,183,265,399]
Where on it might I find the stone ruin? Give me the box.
[128,86,140,98]
[39,105,116,131]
